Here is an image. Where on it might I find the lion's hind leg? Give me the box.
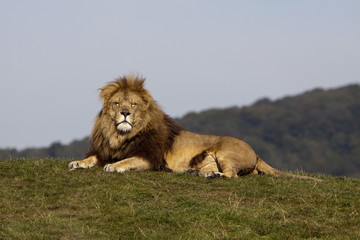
[68,155,98,170]
[186,154,224,178]
[216,153,257,178]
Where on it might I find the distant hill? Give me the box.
[1,84,359,177]
[0,138,90,160]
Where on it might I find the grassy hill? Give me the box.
[1,159,359,239]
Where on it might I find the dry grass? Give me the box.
[0,159,359,239]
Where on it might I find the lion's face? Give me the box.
[105,91,149,134]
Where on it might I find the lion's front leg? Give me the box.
[68,155,98,170]
[103,157,151,173]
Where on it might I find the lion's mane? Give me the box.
[86,75,182,171]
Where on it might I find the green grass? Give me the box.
[0,159,359,239]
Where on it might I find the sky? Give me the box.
[0,1,359,150]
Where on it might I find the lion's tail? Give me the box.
[254,155,321,181]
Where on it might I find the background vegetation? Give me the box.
[1,84,359,177]
[1,159,359,239]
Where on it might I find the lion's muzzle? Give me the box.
[116,121,132,133]
[120,109,131,117]
[116,113,133,133]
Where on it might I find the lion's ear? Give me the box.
[142,90,154,109]
[99,83,117,105]
[99,88,110,105]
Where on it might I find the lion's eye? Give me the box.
[113,102,120,106]
[131,103,137,107]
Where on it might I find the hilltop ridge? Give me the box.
[1,84,359,177]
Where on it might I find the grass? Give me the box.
[0,159,359,240]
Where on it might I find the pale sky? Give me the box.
[0,0,359,149]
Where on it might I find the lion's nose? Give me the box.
[121,109,131,117]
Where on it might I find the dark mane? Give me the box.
[86,75,183,171]
[99,75,147,104]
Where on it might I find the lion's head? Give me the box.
[98,75,157,137]
[87,74,182,169]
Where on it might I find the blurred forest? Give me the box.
[1,84,359,177]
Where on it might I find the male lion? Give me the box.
[69,75,317,180]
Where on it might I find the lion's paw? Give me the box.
[68,161,88,170]
[103,164,126,173]
[184,169,224,178]
[201,171,224,178]
[206,172,224,178]
[184,169,199,176]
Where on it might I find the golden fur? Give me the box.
[69,75,319,180]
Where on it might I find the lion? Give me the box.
[68,75,318,180]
